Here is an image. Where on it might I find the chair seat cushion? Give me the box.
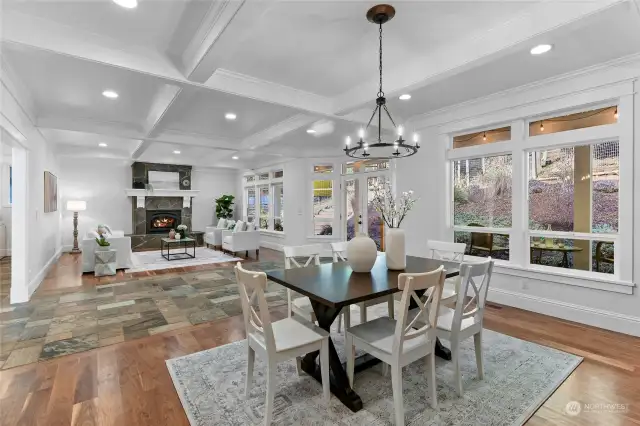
[223,236,233,244]
[435,307,481,332]
[347,316,430,355]
[253,317,328,352]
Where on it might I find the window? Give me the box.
[452,154,512,261]
[342,159,390,175]
[313,164,333,174]
[245,175,255,184]
[258,173,269,181]
[313,180,333,235]
[259,186,269,229]
[273,183,284,231]
[529,106,617,137]
[246,187,256,223]
[453,126,511,149]
[273,170,284,179]
[527,140,619,274]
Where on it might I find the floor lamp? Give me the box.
[66,200,87,254]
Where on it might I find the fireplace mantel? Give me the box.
[125,189,200,208]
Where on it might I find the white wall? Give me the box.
[1,63,62,302]
[191,168,239,230]
[58,157,132,248]
[399,56,640,336]
[0,152,13,254]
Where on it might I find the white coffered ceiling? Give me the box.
[1,0,639,169]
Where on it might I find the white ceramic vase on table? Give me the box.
[385,228,406,270]
[346,233,378,272]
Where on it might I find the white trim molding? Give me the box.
[489,287,640,337]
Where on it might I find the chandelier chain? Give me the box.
[378,23,384,98]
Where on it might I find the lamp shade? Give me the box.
[66,200,87,211]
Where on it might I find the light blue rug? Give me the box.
[167,310,581,425]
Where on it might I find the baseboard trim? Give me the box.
[488,287,640,337]
[26,246,63,299]
[260,241,284,252]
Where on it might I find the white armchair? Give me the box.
[81,230,133,273]
[205,218,234,249]
[222,221,260,257]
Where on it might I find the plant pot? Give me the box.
[96,245,111,251]
[175,234,182,241]
[386,228,406,270]
[346,233,377,272]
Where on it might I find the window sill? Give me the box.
[260,230,285,238]
[307,235,339,240]
[491,262,634,295]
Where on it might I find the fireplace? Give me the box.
[146,210,181,234]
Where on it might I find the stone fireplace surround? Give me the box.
[128,162,203,250]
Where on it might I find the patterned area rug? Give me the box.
[167,308,582,426]
[127,248,241,273]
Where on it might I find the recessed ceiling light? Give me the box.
[399,94,411,100]
[530,44,552,55]
[102,90,118,99]
[307,129,316,134]
[232,156,239,160]
[173,150,181,154]
[112,0,137,9]
[98,143,108,147]
[225,113,237,120]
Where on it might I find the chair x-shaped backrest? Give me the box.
[283,244,322,269]
[427,240,466,263]
[452,258,494,329]
[393,266,446,357]
[330,241,348,263]
[235,262,276,353]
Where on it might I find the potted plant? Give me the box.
[176,224,188,239]
[370,181,418,270]
[95,235,111,251]
[215,195,235,219]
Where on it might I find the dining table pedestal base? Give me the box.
[301,301,364,412]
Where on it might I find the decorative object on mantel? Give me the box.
[370,181,418,270]
[176,224,188,239]
[343,4,420,160]
[94,249,117,277]
[169,229,176,239]
[215,194,235,219]
[346,232,378,272]
[66,200,87,253]
[95,235,111,251]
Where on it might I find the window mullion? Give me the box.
[510,119,526,267]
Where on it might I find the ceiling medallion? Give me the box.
[344,4,420,160]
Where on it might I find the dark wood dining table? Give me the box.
[266,254,460,412]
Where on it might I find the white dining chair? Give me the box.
[426,240,466,303]
[330,241,395,326]
[436,258,493,396]
[345,266,445,426]
[285,244,350,332]
[235,262,330,425]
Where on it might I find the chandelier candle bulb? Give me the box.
[397,125,404,136]
[346,136,351,146]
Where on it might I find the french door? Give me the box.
[342,172,389,250]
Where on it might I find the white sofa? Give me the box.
[204,218,233,249]
[81,230,133,273]
[221,220,260,257]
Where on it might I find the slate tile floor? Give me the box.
[0,257,300,370]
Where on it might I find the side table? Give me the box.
[95,249,117,277]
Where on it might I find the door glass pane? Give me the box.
[246,188,256,223]
[344,179,360,241]
[259,187,269,229]
[313,180,333,235]
[273,183,283,231]
[367,176,387,251]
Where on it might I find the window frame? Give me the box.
[445,99,632,287]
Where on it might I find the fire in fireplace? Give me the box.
[147,210,181,234]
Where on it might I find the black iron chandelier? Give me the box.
[344,4,420,160]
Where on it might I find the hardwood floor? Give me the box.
[1,249,639,425]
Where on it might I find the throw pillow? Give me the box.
[226,220,236,230]
[217,218,227,229]
[234,220,245,232]
[87,230,100,239]
[102,224,113,235]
